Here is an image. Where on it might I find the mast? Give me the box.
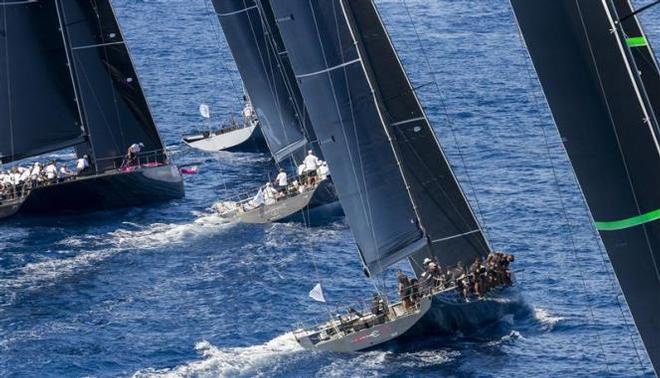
[57,0,166,172]
[0,0,86,164]
[511,0,660,370]
[211,0,312,163]
[270,0,490,275]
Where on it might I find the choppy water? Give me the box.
[1,0,658,376]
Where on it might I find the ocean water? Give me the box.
[1,0,658,377]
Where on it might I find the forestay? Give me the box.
[0,0,86,164]
[212,0,310,162]
[58,0,165,171]
[511,0,660,370]
[271,0,490,275]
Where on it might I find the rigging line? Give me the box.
[507,1,614,371]
[398,0,492,245]
[2,9,14,160]
[618,0,660,22]
[204,0,241,104]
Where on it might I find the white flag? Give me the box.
[199,103,211,119]
[309,283,326,303]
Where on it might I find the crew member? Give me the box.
[44,161,58,182]
[275,168,288,194]
[263,182,278,205]
[76,155,90,175]
[124,142,144,167]
[303,150,320,186]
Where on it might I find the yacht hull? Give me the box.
[1,164,184,219]
[182,125,267,153]
[406,286,523,336]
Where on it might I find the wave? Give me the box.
[134,333,303,378]
[534,308,564,331]
[1,212,234,295]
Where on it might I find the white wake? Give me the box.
[134,333,303,378]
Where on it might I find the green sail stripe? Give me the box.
[595,209,660,231]
[626,36,648,48]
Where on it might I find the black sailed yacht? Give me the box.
[270,0,521,351]
[0,0,184,219]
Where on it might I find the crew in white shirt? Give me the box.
[76,155,90,174]
[303,150,320,186]
[44,161,58,181]
[275,168,288,194]
[318,161,330,180]
[59,164,73,179]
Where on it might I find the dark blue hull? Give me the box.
[2,164,184,219]
[406,286,524,337]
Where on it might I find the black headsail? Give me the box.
[0,0,86,164]
[212,0,313,163]
[271,0,490,276]
[58,0,166,171]
[511,0,660,370]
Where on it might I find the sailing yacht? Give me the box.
[182,99,268,153]
[0,0,184,220]
[209,0,342,223]
[511,0,660,372]
[267,0,521,351]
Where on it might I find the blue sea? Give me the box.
[1,0,658,376]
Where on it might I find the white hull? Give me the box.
[183,125,259,152]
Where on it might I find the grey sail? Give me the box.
[0,0,86,164]
[212,0,309,163]
[58,0,166,171]
[270,0,490,275]
[511,0,660,371]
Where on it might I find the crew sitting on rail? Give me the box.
[44,161,58,182]
[275,168,288,194]
[303,150,320,186]
[58,164,74,180]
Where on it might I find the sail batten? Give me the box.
[511,0,660,370]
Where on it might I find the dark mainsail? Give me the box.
[271,0,490,275]
[0,0,86,164]
[58,0,165,171]
[212,0,311,162]
[511,0,660,370]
